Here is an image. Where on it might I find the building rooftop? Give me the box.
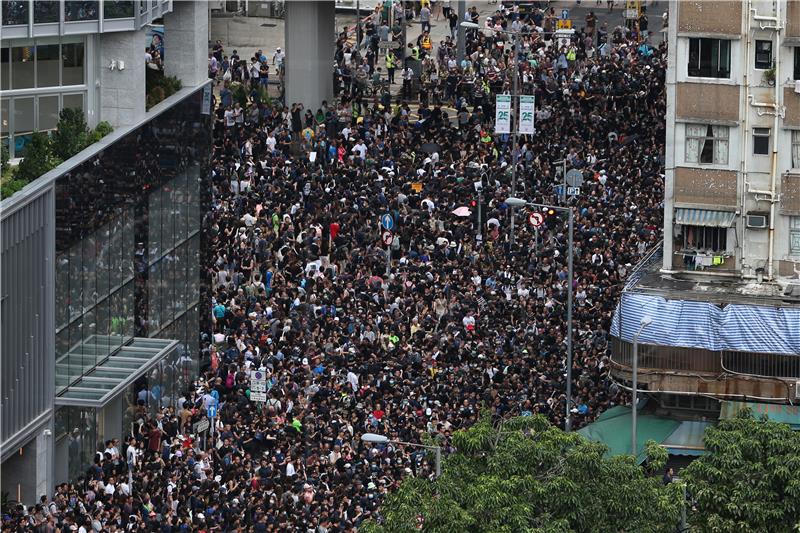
[625,243,800,308]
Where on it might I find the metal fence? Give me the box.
[611,337,800,379]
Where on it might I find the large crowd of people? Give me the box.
[3,3,666,532]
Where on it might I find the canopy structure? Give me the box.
[577,407,681,464]
[720,401,800,429]
[674,208,736,228]
[55,337,179,408]
[611,293,800,355]
[661,421,711,457]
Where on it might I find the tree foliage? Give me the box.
[51,107,90,161]
[15,132,60,184]
[362,413,683,533]
[682,409,800,532]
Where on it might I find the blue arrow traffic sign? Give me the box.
[381,213,394,230]
[207,406,217,418]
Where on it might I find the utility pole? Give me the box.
[457,0,466,62]
[509,30,519,247]
[554,159,567,204]
[565,207,574,432]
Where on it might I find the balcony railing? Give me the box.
[611,337,800,379]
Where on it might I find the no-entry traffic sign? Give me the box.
[528,212,544,228]
[382,230,393,245]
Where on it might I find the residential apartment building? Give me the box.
[1,0,208,158]
[609,0,800,441]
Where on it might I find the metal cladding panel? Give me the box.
[1,186,55,447]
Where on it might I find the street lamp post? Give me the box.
[462,22,522,246]
[361,433,442,478]
[631,316,652,458]
[505,197,575,431]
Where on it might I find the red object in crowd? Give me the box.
[330,222,340,240]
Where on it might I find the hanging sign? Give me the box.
[519,96,535,134]
[495,95,511,134]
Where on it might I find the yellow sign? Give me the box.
[556,19,572,30]
[411,182,423,193]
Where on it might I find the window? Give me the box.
[65,1,99,22]
[1,47,9,91]
[13,97,34,155]
[795,48,800,81]
[685,124,729,165]
[791,217,800,256]
[63,93,85,112]
[11,46,35,90]
[2,1,29,26]
[688,38,731,78]
[62,43,85,86]
[755,40,773,70]
[34,1,60,23]
[753,128,770,155]
[103,1,134,19]
[37,44,61,87]
[682,225,729,253]
[793,131,800,169]
[38,95,59,132]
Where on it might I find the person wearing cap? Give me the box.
[272,47,284,67]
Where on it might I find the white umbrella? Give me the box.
[451,206,472,217]
[487,217,500,228]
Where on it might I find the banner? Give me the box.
[519,96,535,134]
[495,95,511,134]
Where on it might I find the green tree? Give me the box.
[15,132,60,184]
[1,143,9,175]
[362,413,683,533]
[51,107,89,161]
[682,409,800,532]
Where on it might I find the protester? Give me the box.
[3,5,666,532]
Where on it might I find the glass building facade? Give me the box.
[51,86,211,481]
[1,35,87,158]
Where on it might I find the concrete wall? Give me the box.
[285,1,335,108]
[677,1,743,35]
[99,29,146,128]
[675,83,741,122]
[164,1,210,88]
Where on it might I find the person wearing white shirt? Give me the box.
[125,437,137,470]
[346,370,359,392]
[104,478,116,496]
[351,142,367,160]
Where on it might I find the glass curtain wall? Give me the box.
[1,36,87,157]
[54,87,210,391]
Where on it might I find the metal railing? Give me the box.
[611,337,800,379]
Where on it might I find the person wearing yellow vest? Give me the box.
[385,51,396,84]
[566,47,577,62]
[407,42,420,62]
[417,31,433,60]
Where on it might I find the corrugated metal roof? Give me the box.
[675,208,736,228]
[661,421,711,457]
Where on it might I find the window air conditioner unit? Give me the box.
[746,213,768,229]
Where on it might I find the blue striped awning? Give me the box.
[675,208,736,228]
[610,293,800,356]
